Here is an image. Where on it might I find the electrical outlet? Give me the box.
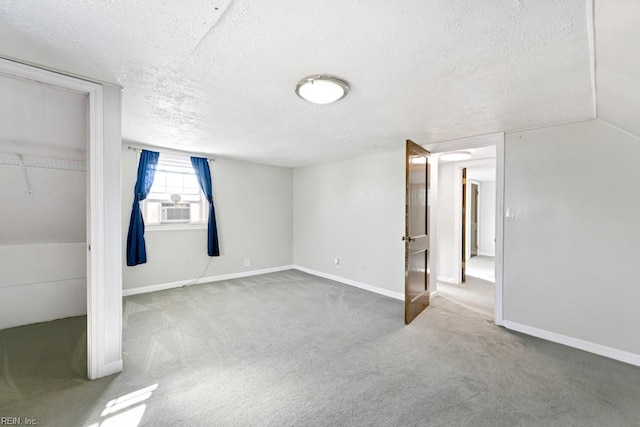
[334,258,340,269]
[244,258,250,267]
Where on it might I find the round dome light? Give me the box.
[295,75,349,104]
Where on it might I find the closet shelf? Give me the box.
[0,152,86,171]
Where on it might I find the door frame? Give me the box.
[468,179,480,260]
[425,133,505,326]
[461,167,467,283]
[0,56,123,378]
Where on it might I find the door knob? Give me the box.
[402,236,415,242]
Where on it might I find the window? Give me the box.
[143,153,207,226]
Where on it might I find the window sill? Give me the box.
[146,223,208,232]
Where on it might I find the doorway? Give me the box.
[427,134,504,325]
[0,56,123,379]
[0,74,89,379]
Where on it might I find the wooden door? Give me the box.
[470,183,479,257]
[404,140,430,324]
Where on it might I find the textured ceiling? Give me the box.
[0,0,594,167]
[595,0,640,139]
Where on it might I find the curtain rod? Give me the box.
[126,144,216,161]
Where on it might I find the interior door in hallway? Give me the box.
[404,140,430,324]
[470,182,479,257]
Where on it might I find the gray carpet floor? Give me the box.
[2,269,640,426]
[438,275,495,319]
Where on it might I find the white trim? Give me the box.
[0,57,104,93]
[428,155,439,298]
[596,119,640,143]
[87,82,106,381]
[586,0,597,118]
[478,251,495,257]
[293,266,405,301]
[502,320,640,367]
[146,224,208,232]
[0,57,121,380]
[103,360,124,376]
[430,289,440,299]
[454,165,463,285]
[437,276,458,284]
[124,265,407,303]
[122,265,295,296]
[494,137,505,326]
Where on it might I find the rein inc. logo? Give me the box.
[0,418,37,425]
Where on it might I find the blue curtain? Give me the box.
[126,150,160,266]
[190,157,220,256]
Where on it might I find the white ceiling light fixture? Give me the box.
[440,151,472,162]
[295,75,350,104]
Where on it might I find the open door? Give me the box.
[470,182,479,257]
[404,140,430,324]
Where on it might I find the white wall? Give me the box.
[121,148,293,290]
[504,120,640,356]
[0,75,87,329]
[0,243,86,329]
[478,180,496,256]
[436,163,458,282]
[293,150,405,297]
[594,0,640,142]
[0,74,87,149]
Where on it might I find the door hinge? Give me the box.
[462,261,466,268]
[462,178,467,184]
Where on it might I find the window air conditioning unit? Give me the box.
[161,202,190,222]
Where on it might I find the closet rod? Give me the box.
[127,144,216,161]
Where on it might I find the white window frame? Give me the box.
[142,153,208,231]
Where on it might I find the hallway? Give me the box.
[437,256,495,319]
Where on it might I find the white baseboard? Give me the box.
[293,266,405,301]
[437,276,458,284]
[122,265,295,297]
[103,359,124,377]
[502,320,640,367]
[430,289,440,299]
[478,252,495,257]
[124,264,421,304]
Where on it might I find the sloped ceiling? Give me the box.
[595,0,640,139]
[0,0,594,167]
